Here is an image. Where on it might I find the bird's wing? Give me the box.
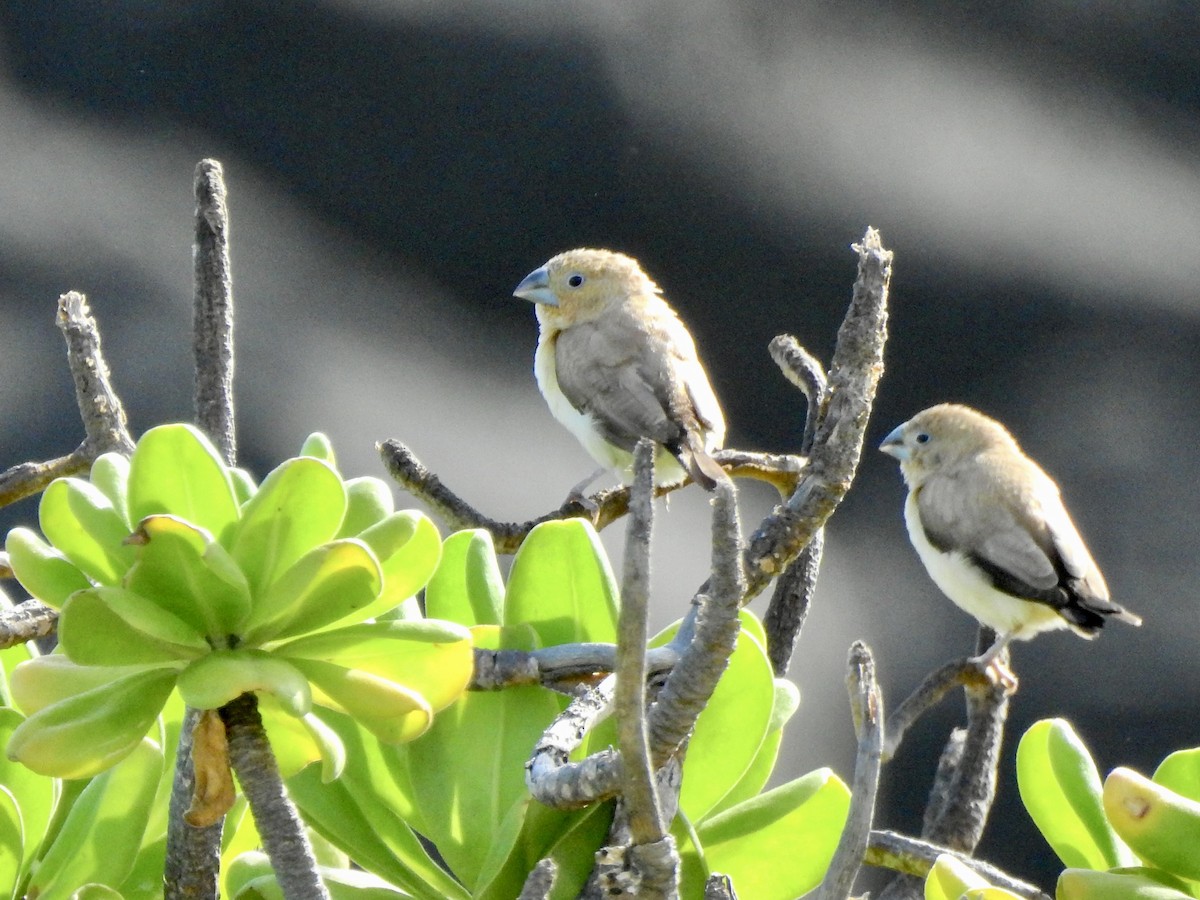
[553,318,686,451]
[917,466,1062,600]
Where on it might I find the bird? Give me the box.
[879,403,1140,687]
[513,248,727,493]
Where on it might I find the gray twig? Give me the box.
[883,658,991,760]
[0,599,59,650]
[517,859,558,900]
[0,291,134,509]
[470,643,678,692]
[220,693,331,900]
[866,830,1049,900]
[812,641,883,900]
[379,440,803,554]
[615,441,666,846]
[192,159,237,464]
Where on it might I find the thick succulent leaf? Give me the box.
[7,668,176,779]
[0,708,53,875]
[425,529,504,627]
[1016,718,1136,869]
[59,588,208,665]
[5,527,91,609]
[709,678,801,818]
[299,432,337,465]
[925,853,990,900]
[337,477,396,538]
[126,424,240,540]
[290,658,432,744]
[1154,748,1200,803]
[685,768,851,899]
[403,624,560,888]
[257,695,344,780]
[287,711,470,899]
[125,515,252,640]
[27,738,162,900]
[352,513,441,620]
[275,620,472,714]
[40,479,135,585]
[241,539,382,644]
[229,468,258,505]
[176,650,311,716]
[89,453,131,526]
[504,519,619,645]
[226,457,347,599]
[0,786,21,900]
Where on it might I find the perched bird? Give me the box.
[513,248,727,492]
[880,403,1140,684]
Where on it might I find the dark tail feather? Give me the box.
[681,433,728,491]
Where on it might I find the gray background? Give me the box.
[2,0,1197,887]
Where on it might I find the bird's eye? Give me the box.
[915,432,931,444]
[567,273,585,288]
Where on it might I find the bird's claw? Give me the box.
[970,655,1019,695]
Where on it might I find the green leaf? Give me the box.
[5,528,91,610]
[426,529,504,627]
[8,666,176,779]
[709,678,800,818]
[300,432,338,465]
[404,680,561,886]
[59,588,208,665]
[89,452,131,526]
[241,539,382,644]
[229,468,258,505]
[0,708,54,877]
[289,658,432,744]
[1154,748,1200,803]
[126,424,239,540]
[257,696,341,779]
[69,886,126,900]
[0,786,22,900]
[288,714,470,900]
[27,738,163,899]
[685,768,850,899]
[1016,718,1137,869]
[925,853,990,900]
[176,650,311,716]
[337,477,395,538]
[227,457,347,600]
[124,515,253,641]
[275,620,473,714]
[39,479,135,585]
[504,519,619,645]
[340,513,441,625]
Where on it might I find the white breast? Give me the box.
[904,492,1065,640]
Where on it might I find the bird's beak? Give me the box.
[879,424,909,460]
[513,266,558,306]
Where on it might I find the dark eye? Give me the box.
[915,432,930,444]
[567,273,585,288]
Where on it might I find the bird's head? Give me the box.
[880,403,1018,484]
[513,248,659,327]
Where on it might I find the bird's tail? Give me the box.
[681,433,728,492]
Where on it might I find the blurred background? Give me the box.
[1,0,1197,888]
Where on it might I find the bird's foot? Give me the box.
[563,489,600,517]
[968,653,1019,694]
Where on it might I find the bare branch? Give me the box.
[0,599,59,649]
[812,641,883,900]
[526,681,619,808]
[379,439,803,553]
[220,693,330,900]
[761,531,822,676]
[866,830,1049,900]
[517,859,558,900]
[768,335,827,456]
[742,229,891,602]
[0,292,134,509]
[193,159,237,464]
[884,658,992,760]
[615,441,666,847]
[469,644,678,692]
